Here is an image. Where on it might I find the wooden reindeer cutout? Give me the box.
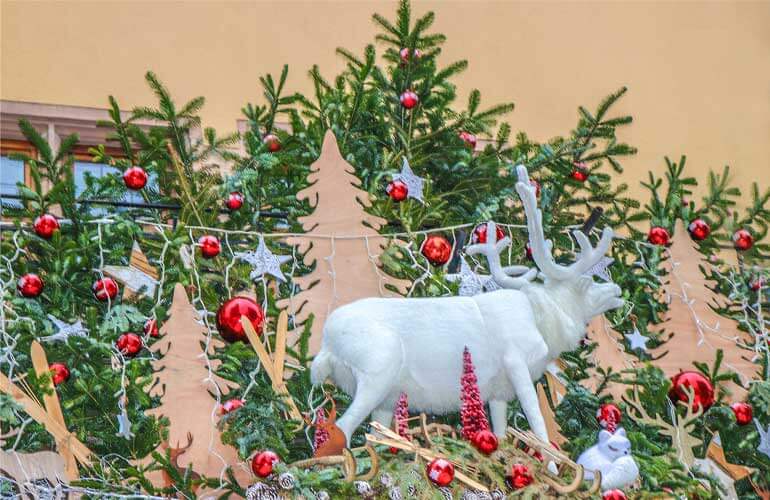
[161,432,201,492]
[306,397,347,458]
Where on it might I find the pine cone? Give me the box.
[277,472,296,490]
[355,480,374,497]
[245,482,281,500]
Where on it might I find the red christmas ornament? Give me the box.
[251,450,279,478]
[394,392,410,441]
[460,347,491,440]
[426,458,454,487]
[472,429,499,455]
[143,318,159,338]
[399,47,422,63]
[647,226,670,246]
[472,223,505,244]
[596,403,622,432]
[458,131,477,149]
[750,277,764,292]
[123,166,148,190]
[386,180,409,202]
[313,407,330,451]
[17,273,44,298]
[400,90,419,109]
[198,235,221,259]
[49,362,70,386]
[263,134,281,152]
[525,243,533,261]
[506,463,533,489]
[92,278,119,301]
[602,490,627,500]
[220,398,245,415]
[216,296,264,343]
[668,371,715,411]
[687,218,711,241]
[33,214,60,239]
[225,191,244,211]
[421,235,452,266]
[730,402,753,425]
[116,333,142,357]
[570,162,589,182]
[732,229,754,251]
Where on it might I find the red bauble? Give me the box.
[426,458,454,487]
[400,90,419,109]
[602,490,627,500]
[647,226,670,246]
[144,318,159,338]
[116,333,142,357]
[225,191,244,211]
[506,463,533,489]
[251,450,279,478]
[17,273,44,298]
[399,47,421,62]
[687,219,711,241]
[421,235,452,266]
[263,134,281,152]
[123,166,148,190]
[386,180,409,202]
[459,131,477,149]
[472,429,499,455]
[570,162,589,182]
[216,296,264,343]
[596,403,622,431]
[732,229,754,251]
[750,277,764,292]
[220,398,245,415]
[730,402,753,425]
[92,278,119,301]
[33,214,60,239]
[525,243,533,261]
[198,235,221,259]
[668,371,715,411]
[49,362,70,386]
[472,223,505,245]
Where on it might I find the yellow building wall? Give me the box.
[2,0,769,202]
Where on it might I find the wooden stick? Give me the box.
[30,341,79,481]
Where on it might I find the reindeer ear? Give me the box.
[598,430,611,443]
[615,427,626,437]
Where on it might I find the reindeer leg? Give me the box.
[336,376,391,446]
[503,354,549,444]
[489,400,508,438]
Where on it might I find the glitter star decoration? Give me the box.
[583,256,614,282]
[235,236,292,282]
[393,158,425,204]
[624,326,650,352]
[116,401,134,439]
[445,257,499,296]
[756,418,770,460]
[41,315,89,343]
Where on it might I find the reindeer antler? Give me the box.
[466,222,537,289]
[515,165,613,281]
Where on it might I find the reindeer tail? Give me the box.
[310,350,333,386]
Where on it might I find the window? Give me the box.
[74,160,155,213]
[0,140,34,210]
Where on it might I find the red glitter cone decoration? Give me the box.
[394,392,410,440]
[313,408,330,452]
[668,371,715,411]
[251,450,279,478]
[596,403,622,432]
[33,214,60,239]
[460,347,490,441]
[506,463,533,489]
[426,458,454,487]
[730,402,753,425]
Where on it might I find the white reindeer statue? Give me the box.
[311,164,624,449]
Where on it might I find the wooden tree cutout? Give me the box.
[147,283,251,488]
[284,130,408,351]
[585,315,636,399]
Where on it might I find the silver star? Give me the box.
[445,258,499,296]
[393,158,425,204]
[624,326,650,351]
[583,256,614,282]
[235,236,292,282]
[41,315,89,343]
[756,419,770,459]
[116,404,134,439]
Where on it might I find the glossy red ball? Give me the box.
[33,214,60,239]
[421,235,452,266]
[730,402,753,425]
[506,463,533,489]
[220,398,245,415]
[92,278,119,301]
[472,223,505,244]
[472,429,499,455]
[750,277,764,292]
[596,403,622,430]
[426,457,454,487]
[251,450,279,478]
[570,162,589,182]
[263,134,281,152]
[123,166,148,190]
[669,371,715,411]
[49,362,70,386]
[602,490,627,500]
[399,47,421,62]
[17,273,44,297]
[225,192,244,211]
[216,296,264,343]
[144,318,159,338]
[400,90,419,109]
[647,226,670,246]
[386,180,409,202]
[732,229,753,251]
[458,131,477,149]
[198,235,221,259]
[687,219,711,241]
[116,333,142,357]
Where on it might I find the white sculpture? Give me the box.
[577,427,640,490]
[310,164,624,448]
